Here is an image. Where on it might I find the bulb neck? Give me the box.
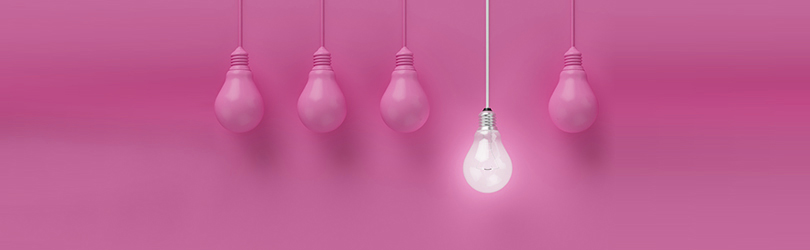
[563,46,583,70]
[313,47,333,70]
[395,46,414,70]
[230,47,250,70]
[478,109,497,131]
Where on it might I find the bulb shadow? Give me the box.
[313,123,363,173]
[404,127,441,167]
[392,119,444,185]
[231,122,283,172]
[561,118,611,177]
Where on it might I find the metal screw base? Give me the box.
[479,109,497,131]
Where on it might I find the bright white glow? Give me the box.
[463,129,512,193]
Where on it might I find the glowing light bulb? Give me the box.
[380,47,429,132]
[463,109,512,193]
[215,47,264,133]
[548,47,597,133]
[297,47,347,133]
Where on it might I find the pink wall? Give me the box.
[1,0,808,249]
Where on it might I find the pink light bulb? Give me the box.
[548,47,597,133]
[215,47,264,133]
[380,47,429,133]
[297,47,347,133]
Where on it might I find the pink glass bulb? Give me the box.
[380,47,429,133]
[215,47,264,133]
[297,47,347,133]
[549,47,597,133]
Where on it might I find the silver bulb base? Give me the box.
[478,110,497,131]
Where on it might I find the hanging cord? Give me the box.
[485,0,490,108]
[571,0,575,47]
[402,0,407,47]
[320,0,325,47]
[238,0,243,47]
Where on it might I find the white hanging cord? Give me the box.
[485,0,490,108]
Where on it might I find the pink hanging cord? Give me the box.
[238,0,243,47]
[571,0,575,47]
[320,0,325,47]
[402,0,407,47]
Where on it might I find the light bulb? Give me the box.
[463,109,512,193]
[380,47,429,132]
[548,47,597,133]
[215,47,264,133]
[298,47,347,133]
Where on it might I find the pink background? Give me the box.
[1,0,809,249]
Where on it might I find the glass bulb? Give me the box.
[463,110,512,193]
